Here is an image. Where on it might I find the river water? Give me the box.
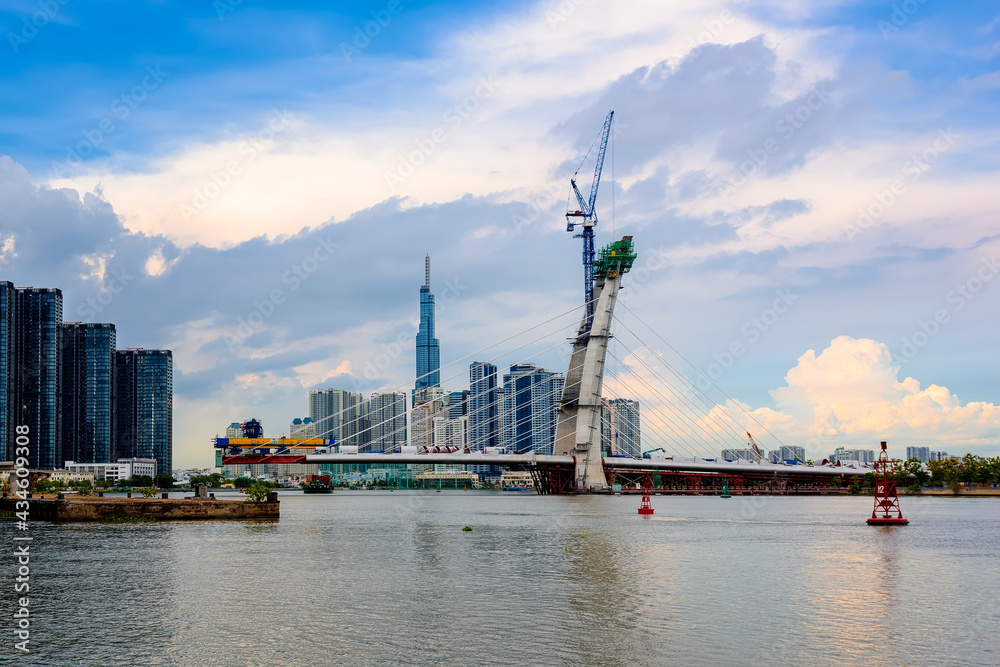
[4,491,998,665]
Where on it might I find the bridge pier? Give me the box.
[553,237,636,493]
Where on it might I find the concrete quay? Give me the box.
[1,494,279,521]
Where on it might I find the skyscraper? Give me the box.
[0,282,15,462]
[115,349,173,477]
[415,254,440,392]
[369,391,407,452]
[14,287,63,468]
[468,361,499,451]
[62,323,117,465]
[309,387,369,448]
[604,398,640,458]
[309,388,345,440]
[502,363,563,455]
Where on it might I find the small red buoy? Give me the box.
[867,441,908,526]
[638,473,654,516]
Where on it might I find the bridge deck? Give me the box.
[300,453,868,477]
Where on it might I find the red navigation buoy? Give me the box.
[867,441,909,526]
[638,473,654,515]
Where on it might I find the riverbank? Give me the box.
[910,487,1000,497]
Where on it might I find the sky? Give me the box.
[1,0,998,467]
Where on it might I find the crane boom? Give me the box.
[566,110,614,330]
[746,432,766,462]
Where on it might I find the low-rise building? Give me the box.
[47,470,95,485]
[64,458,157,482]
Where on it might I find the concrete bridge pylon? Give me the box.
[553,237,637,493]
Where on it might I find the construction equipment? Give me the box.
[566,110,614,331]
[643,447,667,459]
[746,432,766,462]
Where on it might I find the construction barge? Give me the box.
[0,492,279,522]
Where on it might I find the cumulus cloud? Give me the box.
[605,336,1000,460]
[763,336,1000,451]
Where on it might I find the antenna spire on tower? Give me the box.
[424,254,431,288]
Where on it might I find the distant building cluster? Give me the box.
[831,447,876,464]
[0,282,172,476]
[906,446,952,462]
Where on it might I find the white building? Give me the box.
[64,458,157,482]
[831,447,875,464]
[290,417,317,438]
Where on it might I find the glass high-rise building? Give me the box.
[415,254,440,393]
[501,363,563,455]
[0,282,14,462]
[14,287,63,468]
[469,361,499,452]
[62,323,117,465]
[603,398,640,458]
[369,391,407,452]
[309,387,369,448]
[116,349,173,477]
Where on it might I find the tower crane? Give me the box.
[566,110,614,331]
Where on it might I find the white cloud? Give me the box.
[606,336,1000,460]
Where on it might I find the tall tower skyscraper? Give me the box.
[468,361,498,452]
[14,287,63,468]
[62,323,117,465]
[415,254,440,392]
[115,349,173,476]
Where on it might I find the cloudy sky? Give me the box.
[1,0,998,467]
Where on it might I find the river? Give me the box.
[5,491,998,665]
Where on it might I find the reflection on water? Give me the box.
[3,493,998,666]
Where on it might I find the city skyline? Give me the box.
[0,282,173,473]
[1,2,998,467]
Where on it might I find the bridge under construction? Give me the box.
[216,111,877,494]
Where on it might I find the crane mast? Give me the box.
[566,110,614,331]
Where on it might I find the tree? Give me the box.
[244,482,270,502]
[903,458,929,485]
[190,473,224,488]
[156,474,175,489]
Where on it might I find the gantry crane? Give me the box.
[566,110,614,331]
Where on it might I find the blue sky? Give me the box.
[1,0,999,466]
